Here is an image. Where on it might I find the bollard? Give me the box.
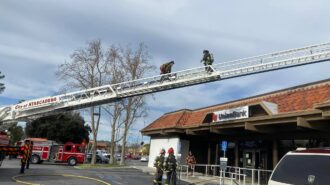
[238,167,241,183]
[252,169,254,185]
[219,170,223,185]
[258,169,260,185]
[243,175,246,185]
[205,165,208,176]
[192,165,195,177]
[179,166,183,176]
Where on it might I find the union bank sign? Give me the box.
[212,106,249,122]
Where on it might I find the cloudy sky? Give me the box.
[1,0,330,143]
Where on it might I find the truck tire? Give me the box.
[68,157,77,166]
[31,155,40,164]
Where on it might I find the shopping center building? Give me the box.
[141,79,330,169]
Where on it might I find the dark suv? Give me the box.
[268,148,330,185]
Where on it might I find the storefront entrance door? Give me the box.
[243,150,255,169]
[243,149,267,169]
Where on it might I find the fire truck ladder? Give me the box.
[1,43,330,124]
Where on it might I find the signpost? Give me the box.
[219,157,228,170]
[220,141,228,185]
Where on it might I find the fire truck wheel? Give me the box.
[68,157,77,166]
[31,155,40,164]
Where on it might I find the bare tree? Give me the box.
[118,43,154,165]
[100,45,126,164]
[103,76,125,164]
[103,103,124,164]
[0,72,5,94]
[56,39,108,164]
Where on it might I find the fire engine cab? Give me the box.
[21,138,85,166]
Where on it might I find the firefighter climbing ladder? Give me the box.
[1,43,330,124]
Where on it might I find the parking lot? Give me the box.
[0,159,184,185]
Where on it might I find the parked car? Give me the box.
[102,152,110,159]
[115,154,121,161]
[86,151,109,164]
[140,156,149,162]
[268,148,330,185]
[132,155,141,160]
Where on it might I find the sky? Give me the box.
[1,0,330,143]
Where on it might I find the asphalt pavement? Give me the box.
[0,158,190,185]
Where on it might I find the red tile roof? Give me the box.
[143,109,192,130]
[143,79,330,131]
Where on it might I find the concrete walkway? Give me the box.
[129,165,221,185]
[129,165,267,185]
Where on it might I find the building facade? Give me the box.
[141,79,330,169]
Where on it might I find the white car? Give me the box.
[268,148,330,185]
[102,152,110,159]
[140,156,149,162]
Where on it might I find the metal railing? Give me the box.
[178,164,273,185]
[220,170,246,185]
[226,166,272,185]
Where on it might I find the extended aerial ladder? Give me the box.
[1,43,330,127]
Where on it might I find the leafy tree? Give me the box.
[25,112,91,144]
[0,71,5,94]
[8,124,25,145]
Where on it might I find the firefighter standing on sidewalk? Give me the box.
[153,148,166,185]
[164,147,177,185]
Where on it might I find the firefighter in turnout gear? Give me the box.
[153,148,166,185]
[160,61,175,82]
[164,147,177,185]
[201,50,214,73]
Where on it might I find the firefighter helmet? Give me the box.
[168,147,174,154]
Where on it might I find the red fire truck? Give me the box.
[0,131,10,165]
[20,138,86,166]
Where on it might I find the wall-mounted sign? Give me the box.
[212,106,249,122]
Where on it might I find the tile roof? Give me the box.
[142,109,192,130]
[142,79,330,132]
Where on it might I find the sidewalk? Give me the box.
[129,165,220,185]
[129,165,267,185]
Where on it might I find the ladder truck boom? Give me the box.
[1,43,330,126]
